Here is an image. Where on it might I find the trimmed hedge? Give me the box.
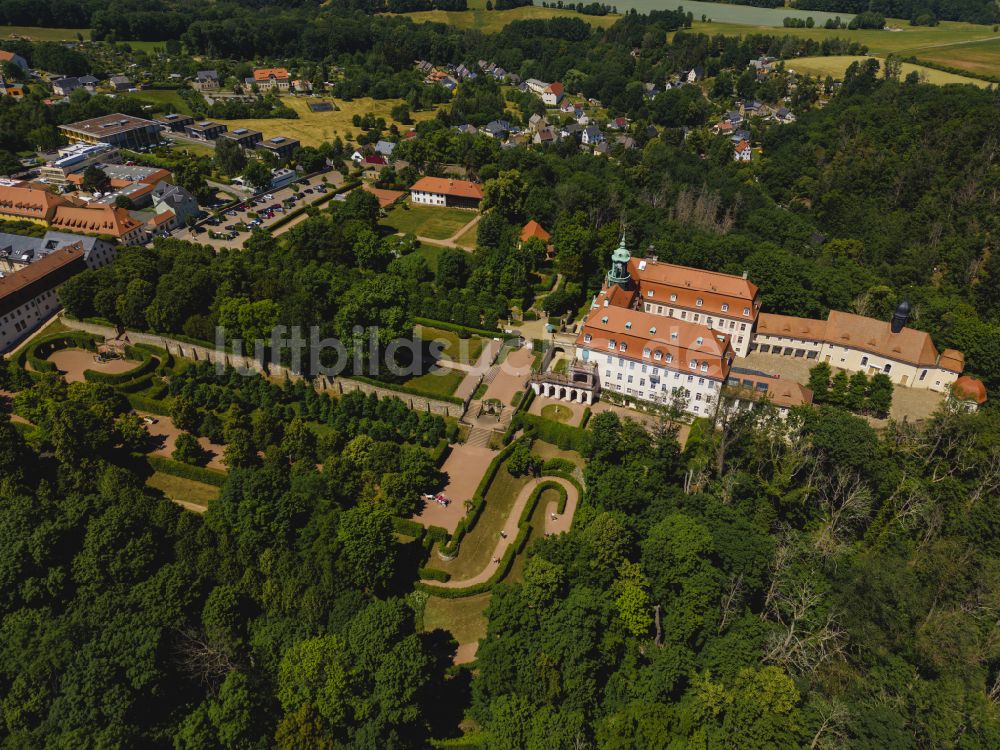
[126,393,173,415]
[117,374,156,393]
[413,317,500,339]
[392,517,427,539]
[418,567,451,582]
[83,348,158,385]
[146,454,227,487]
[541,457,576,474]
[429,438,450,466]
[517,480,566,527]
[265,180,358,234]
[24,331,100,373]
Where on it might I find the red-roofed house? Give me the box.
[542,82,564,106]
[409,177,483,209]
[951,375,987,411]
[250,68,290,91]
[0,50,27,71]
[734,139,751,162]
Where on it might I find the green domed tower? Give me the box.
[607,234,632,288]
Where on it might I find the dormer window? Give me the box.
[721,303,729,312]
[642,347,651,358]
[625,321,632,329]
[670,293,677,302]
[601,316,608,324]
[647,290,653,298]
[743,307,750,316]
[608,340,616,349]
[696,298,703,307]
[701,363,708,372]
[620,343,627,352]
[666,354,673,363]
[654,352,662,360]
[696,336,703,345]
[649,327,656,334]
[584,333,592,343]
[670,332,678,340]
[689,360,696,369]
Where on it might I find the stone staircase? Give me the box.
[466,426,494,449]
[482,364,500,387]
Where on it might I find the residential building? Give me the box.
[0,181,69,224]
[292,79,312,93]
[257,135,300,162]
[951,376,987,412]
[156,113,194,132]
[734,139,751,162]
[409,177,483,209]
[51,77,81,96]
[109,75,132,92]
[0,82,25,100]
[482,120,510,139]
[193,70,219,91]
[725,368,813,418]
[581,126,603,146]
[542,82,564,106]
[752,305,965,393]
[374,140,396,159]
[0,50,28,71]
[219,127,263,149]
[38,143,121,188]
[525,78,549,95]
[0,244,87,352]
[185,120,228,140]
[249,67,291,91]
[78,75,99,89]
[60,114,161,149]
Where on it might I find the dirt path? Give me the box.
[139,412,227,471]
[427,476,579,589]
[49,349,136,383]
[412,441,497,533]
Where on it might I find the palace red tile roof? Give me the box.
[953,375,987,404]
[253,67,290,81]
[0,183,69,222]
[50,204,141,238]
[577,304,734,379]
[409,177,483,200]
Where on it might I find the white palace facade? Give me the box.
[530,236,983,416]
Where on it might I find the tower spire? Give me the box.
[607,231,632,288]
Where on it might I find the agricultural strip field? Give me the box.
[221,95,441,148]
[399,0,619,32]
[682,19,1000,77]
[787,55,991,87]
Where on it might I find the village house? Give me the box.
[734,139,752,162]
[248,67,291,91]
[192,70,220,91]
[0,49,28,72]
[581,126,604,146]
[155,113,194,133]
[541,82,564,106]
[409,177,483,209]
[109,75,132,92]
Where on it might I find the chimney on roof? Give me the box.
[742,270,748,279]
[890,299,911,334]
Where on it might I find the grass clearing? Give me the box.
[145,471,220,507]
[453,220,479,250]
[398,3,619,33]
[540,403,574,423]
[533,440,585,468]
[412,241,448,272]
[787,55,991,86]
[404,367,467,398]
[425,464,531,580]
[1,25,89,41]
[221,95,441,147]
[381,203,476,240]
[121,89,193,115]
[423,593,491,646]
[416,324,485,365]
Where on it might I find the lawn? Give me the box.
[145,471,220,508]
[220,95,441,147]
[412,241,448,272]
[533,440,585,468]
[422,593,491,647]
[398,0,619,33]
[403,367,467,398]
[453,220,479,250]
[682,19,1000,77]
[1,25,89,41]
[121,89,193,115]
[787,55,991,87]
[541,403,574,423]
[381,202,476,240]
[508,486,563,582]
[416,324,485,365]
[425,462,532,580]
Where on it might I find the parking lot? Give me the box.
[175,171,345,250]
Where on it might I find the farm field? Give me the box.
[909,37,1000,78]
[381,203,475,240]
[788,55,991,87]
[683,19,1000,77]
[121,89,193,115]
[222,95,441,147]
[400,0,619,32]
[1,25,89,41]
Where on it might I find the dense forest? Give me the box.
[791,0,1000,24]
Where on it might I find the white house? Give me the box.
[541,82,564,106]
[734,139,752,162]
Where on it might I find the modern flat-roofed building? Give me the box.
[156,113,194,132]
[0,244,87,352]
[257,135,299,161]
[59,114,161,149]
[185,121,228,140]
[220,127,264,149]
[38,143,121,188]
[409,177,483,209]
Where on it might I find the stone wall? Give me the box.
[61,318,464,418]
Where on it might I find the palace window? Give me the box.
[721,303,729,312]
[584,334,592,343]
[654,352,662,361]
[701,363,708,372]
[642,348,651,358]
[666,354,673,363]
[670,293,677,301]
[743,307,750,316]
[689,360,696,369]
[619,342,627,352]
[696,298,703,307]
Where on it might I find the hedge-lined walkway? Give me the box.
[425,475,578,589]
